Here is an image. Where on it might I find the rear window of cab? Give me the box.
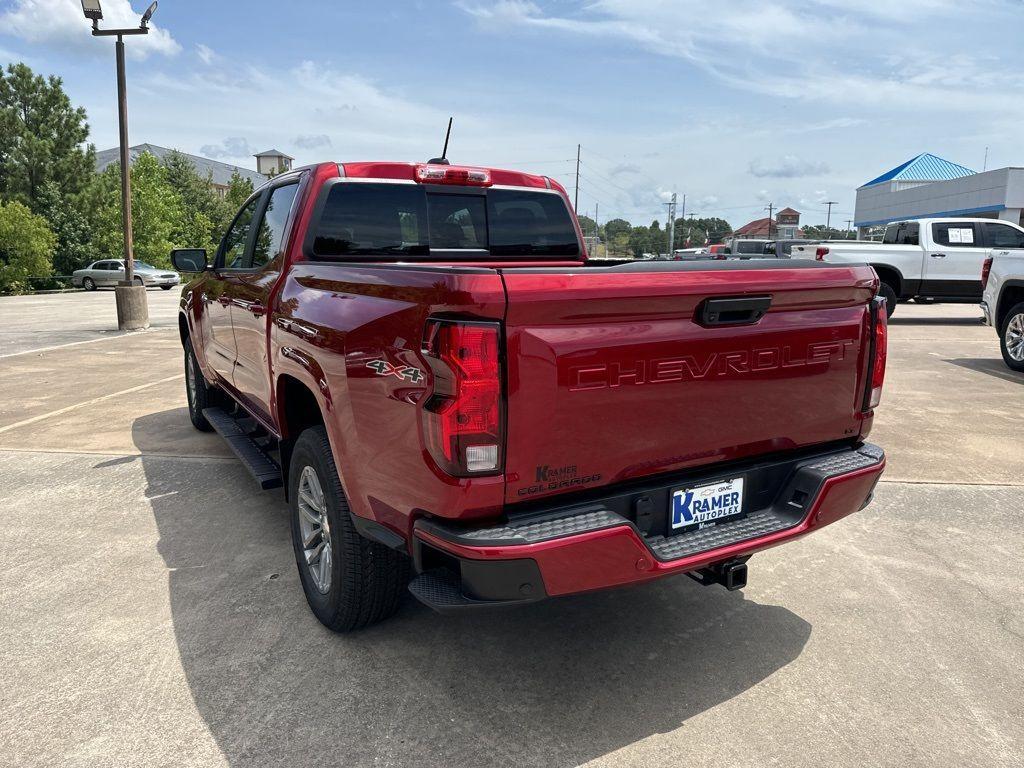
[308,182,580,259]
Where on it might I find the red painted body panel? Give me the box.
[415,459,884,597]
[501,264,878,503]
[179,160,886,586]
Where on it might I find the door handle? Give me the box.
[930,253,946,258]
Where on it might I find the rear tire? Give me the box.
[999,302,1024,372]
[878,282,897,318]
[83,277,96,291]
[289,425,408,632]
[184,338,219,431]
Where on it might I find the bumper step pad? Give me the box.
[203,407,282,490]
[408,568,535,612]
[419,443,884,565]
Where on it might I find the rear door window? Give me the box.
[310,182,579,258]
[982,222,1024,248]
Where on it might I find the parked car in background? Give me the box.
[789,218,1024,317]
[707,244,731,257]
[981,248,1024,371]
[173,159,888,631]
[72,259,181,291]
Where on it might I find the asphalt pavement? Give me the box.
[0,294,1021,768]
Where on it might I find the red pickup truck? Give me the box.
[172,160,887,632]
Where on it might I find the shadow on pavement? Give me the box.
[945,357,1024,384]
[133,410,811,768]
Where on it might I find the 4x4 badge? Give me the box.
[366,359,424,383]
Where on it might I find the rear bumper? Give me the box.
[410,443,885,611]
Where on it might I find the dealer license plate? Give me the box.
[670,477,745,533]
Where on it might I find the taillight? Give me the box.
[415,164,492,186]
[864,296,887,410]
[982,256,993,290]
[421,319,503,475]
[815,246,829,260]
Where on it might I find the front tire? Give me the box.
[184,338,220,431]
[134,276,145,287]
[289,425,408,632]
[879,282,898,318]
[999,302,1024,372]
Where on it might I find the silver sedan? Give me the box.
[72,260,181,291]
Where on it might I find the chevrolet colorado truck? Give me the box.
[791,218,1024,317]
[172,160,888,632]
[981,248,1024,371]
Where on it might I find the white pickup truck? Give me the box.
[791,218,1024,317]
[981,249,1024,371]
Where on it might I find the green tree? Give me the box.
[163,151,227,253]
[0,63,95,211]
[577,214,598,238]
[802,224,853,240]
[0,199,55,294]
[92,152,180,269]
[604,218,631,242]
[36,181,96,274]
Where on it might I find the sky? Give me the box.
[2,0,1023,230]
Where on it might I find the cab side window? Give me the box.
[932,223,981,247]
[250,183,299,269]
[220,196,262,270]
[983,222,1024,249]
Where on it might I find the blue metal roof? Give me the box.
[861,153,975,188]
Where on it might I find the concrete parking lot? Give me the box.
[1,293,1022,767]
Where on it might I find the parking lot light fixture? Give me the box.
[81,0,157,330]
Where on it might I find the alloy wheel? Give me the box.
[1007,314,1024,362]
[297,465,333,594]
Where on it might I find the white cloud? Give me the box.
[199,137,258,161]
[294,134,332,150]
[460,0,1024,115]
[0,0,179,59]
[749,156,829,178]
[195,44,216,65]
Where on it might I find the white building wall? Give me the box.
[854,167,1024,228]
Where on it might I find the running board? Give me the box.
[203,407,283,490]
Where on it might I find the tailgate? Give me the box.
[500,262,878,503]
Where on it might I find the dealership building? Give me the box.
[854,153,1024,236]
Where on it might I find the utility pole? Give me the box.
[83,0,158,331]
[823,201,838,231]
[845,219,853,238]
[574,143,581,211]
[765,202,774,239]
[663,193,677,256]
[983,146,989,172]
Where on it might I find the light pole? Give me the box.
[81,0,158,331]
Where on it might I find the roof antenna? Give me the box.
[428,117,453,165]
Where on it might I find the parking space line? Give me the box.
[0,447,238,462]
[0,327,175,359]
[0,374,185,434]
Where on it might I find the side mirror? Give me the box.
[171,248,208,273]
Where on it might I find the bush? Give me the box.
[0,200,55,294]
